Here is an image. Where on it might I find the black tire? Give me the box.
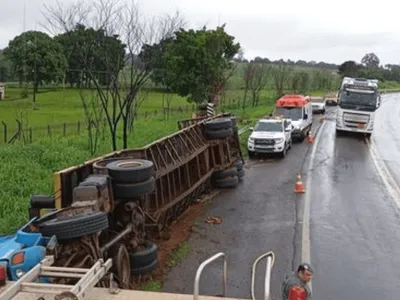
[235,160,244,171]
[38,211,109,241]
[113,176,155,199]
[204,118,233,130]
[212,167,238,180]
[204,128,234,140]
[111,244,131,289]
[131,258,158,276]
[30,195,55,209]
[129,241,158,268]
[321,109,325,115]
[336,129,343,136]
[213,176,239,188]
[93,157,131,175]
[237,169,245,179]
[365,133,372,139]
[279,147,287,158]
[107,159,154,183]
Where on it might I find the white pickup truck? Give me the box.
[310,97,326,114]
[247,118,292,158]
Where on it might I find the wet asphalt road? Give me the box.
[162,113,327,300]
[310,94,400,300]
[162,95,400,300]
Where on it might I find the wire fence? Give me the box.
[0,105,202,145]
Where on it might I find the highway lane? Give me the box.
[162,113,329,300]
[308,94,400,300]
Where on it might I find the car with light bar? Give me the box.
[247,117,292,158]
[336,77,381,138]
[274,94,313,142]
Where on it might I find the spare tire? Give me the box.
[93,157,131,175]
[107,159,154,183]
[38,211,109,241]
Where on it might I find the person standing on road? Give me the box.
[281,263,313,300]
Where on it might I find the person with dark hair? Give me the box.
[281,263,313,300]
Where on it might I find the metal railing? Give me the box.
[193,252,227,300]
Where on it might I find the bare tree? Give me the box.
[243,62,271,108]
[42,0,186,150]
[272,64,293,97]
[78,90,105,155]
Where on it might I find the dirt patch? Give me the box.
[133,190,220,289]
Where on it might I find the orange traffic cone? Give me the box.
[307,131,314,143]
[294,173,305,194]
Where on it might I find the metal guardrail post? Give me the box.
[193,252,227,300]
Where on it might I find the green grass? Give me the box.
[140,280,163,292]
[166,242,191,268]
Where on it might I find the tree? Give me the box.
[361,53,380,68]
[55,24,126,87]
[243,62,271,107]
[42,0,185,151]
[272,64,293,97]
[338,60,361,77]
[4,31,67,107]
[147,25,241,104]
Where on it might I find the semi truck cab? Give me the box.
[336,78,381,138]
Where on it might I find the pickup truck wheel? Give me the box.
[112,244,131,289]
[365,133,372,139]
[107,159,154,183]
[38,211,109,241]
[204,128,234,140]
[321,109,326,114]
[280,147,287,158]
[129,241,158,268]
[204,118,233,130]
[113,176,155,199]
[213,175,239,188]
[248,150,255,158]
[131,258,158,276]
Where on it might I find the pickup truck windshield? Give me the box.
[254,122,282,132]
[339,89,378,111]
[275,107,302,120]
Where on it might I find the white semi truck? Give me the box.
[336,77,381,138]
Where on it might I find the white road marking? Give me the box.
[365,138,400,209]
[301,121,326,292]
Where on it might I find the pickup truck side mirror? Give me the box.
[249,127,254,131]
[303,114,308,120]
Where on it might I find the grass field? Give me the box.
[1,78,400,234]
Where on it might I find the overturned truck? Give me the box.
[26,113,244,289]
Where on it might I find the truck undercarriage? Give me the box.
[1,113,245,298]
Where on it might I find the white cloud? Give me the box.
[0,0,398,65]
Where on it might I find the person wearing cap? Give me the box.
[281,263,313,300]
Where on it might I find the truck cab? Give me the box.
[274,94,313,142]
[336,77,381,138]
[247,117,292,158]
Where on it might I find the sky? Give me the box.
[0,0,399,65]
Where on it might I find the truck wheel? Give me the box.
[93,157,130,175]
[235,160,244,171]
[107,159,154,183]
[321,109,325,115]
[204,118,233,130]
[213,176,239,188]
[212,167,238,180]
[280,147,287,158]
[38,211,109,241]
[129,241,158,268]
[131,258,158,276]
[113,176,155,199]
[365,133,372,139]
[112,244,131,289]
[204,128,234,140]
[237,169,245,180]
